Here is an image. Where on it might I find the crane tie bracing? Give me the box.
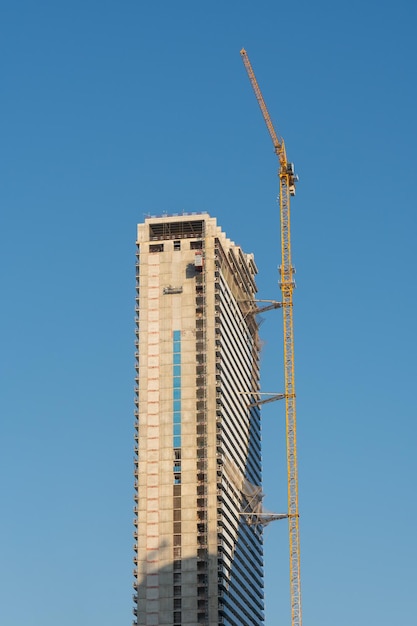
[240,48,302,626]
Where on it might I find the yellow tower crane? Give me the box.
[240,48,302,626]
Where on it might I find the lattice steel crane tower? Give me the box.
[240,48,302,626]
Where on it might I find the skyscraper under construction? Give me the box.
[133,213,265,625]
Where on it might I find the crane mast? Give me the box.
[240,48,302,626]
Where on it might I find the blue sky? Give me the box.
[1,1,416,624]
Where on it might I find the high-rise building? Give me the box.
[133,214,264,626]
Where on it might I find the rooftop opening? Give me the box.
[149,220,204,240]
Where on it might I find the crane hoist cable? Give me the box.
[240,48,302,626]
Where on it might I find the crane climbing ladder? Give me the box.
[240,48,302,626]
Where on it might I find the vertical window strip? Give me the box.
[172,330,182,623]
[173,330,182,457]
